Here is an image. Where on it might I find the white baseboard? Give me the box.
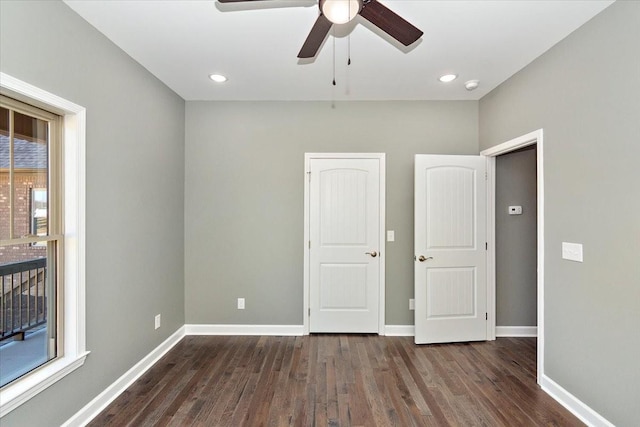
[541,375,614,427]
[384,325,415,336]
[496,326,537,337]
[62,326,186,427]
[185,324,304,336]
[384,325,539,338]
[185,324,419,337]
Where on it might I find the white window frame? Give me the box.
[0,73,88,417]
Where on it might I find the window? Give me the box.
[0,73,87,417]
[1,96,61,388]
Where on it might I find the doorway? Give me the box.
[481,129,544,385]
[495,146,538,337]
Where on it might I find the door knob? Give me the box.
[417,255,433,262]
[365,251,378,258]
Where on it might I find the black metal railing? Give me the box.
[0,258,47,341]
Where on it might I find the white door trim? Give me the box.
[480,129,544,385]
[303,153,386,335]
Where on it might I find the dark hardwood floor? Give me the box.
[90,335,582,426]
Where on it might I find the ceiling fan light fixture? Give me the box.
[209,74,228,83]
[320,0,362,25]
[438,74,458,83]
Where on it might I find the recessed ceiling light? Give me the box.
[464,80,480,91]
[209,74,227,83]
[438,74,458,83]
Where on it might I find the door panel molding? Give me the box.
[303,153,386,335]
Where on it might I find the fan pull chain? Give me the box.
[332,31,336,86]
[348,6,353,66]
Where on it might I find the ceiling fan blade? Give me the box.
[298,14,332,58]
[359,0,423,46]
[217,0,315,12]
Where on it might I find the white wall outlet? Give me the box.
[508,206,523,215]
[562,242,583,262]
[154,314,161,330]
[237,298,245,310]
[387,230,395,242]
[409,298,415,310]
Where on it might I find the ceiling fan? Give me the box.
[217,0,423,58]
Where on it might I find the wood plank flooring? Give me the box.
[89,336,583,426]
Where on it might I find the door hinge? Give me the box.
[485,171,488,180]
[308,308,311,316]
[308,240,311,249]
[485,242,488,250]
[485,313,488,320]
[307,171,311,182]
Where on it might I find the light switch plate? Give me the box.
[409,299,415,310]
[387,230,395,242]
[562,242,583,262]
[237,298,245,310]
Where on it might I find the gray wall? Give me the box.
[0,1,185,425]
[185,101,478,326]
[495,147,537,327]
[479,1,640,425]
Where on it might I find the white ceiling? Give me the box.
[64,0,614,101]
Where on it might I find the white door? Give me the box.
[414,155,487,344]
[309,158,381,333]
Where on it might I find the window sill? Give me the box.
[0,351,90,417]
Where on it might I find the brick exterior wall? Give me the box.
[0,171,47,265]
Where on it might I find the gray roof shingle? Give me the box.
[0,134,47,169]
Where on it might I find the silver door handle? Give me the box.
[417,255,433,262]
[365,251,378,258]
